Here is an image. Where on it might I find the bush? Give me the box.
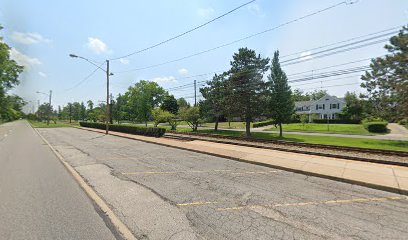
[79,122,166,137]
[398,119,407,125]
[363,121,388,133]
[253,120,275,128]
[312,119,361,124]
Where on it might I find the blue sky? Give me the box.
[1,0,407,112]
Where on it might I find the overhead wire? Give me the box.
[65,62,106,91]
[110,0,256,61]
[115,0,349,73]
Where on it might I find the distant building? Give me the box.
[295,94,345,122]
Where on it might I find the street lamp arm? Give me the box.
[69,54,107,73]
[36,91,49,97]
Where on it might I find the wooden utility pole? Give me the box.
[194,80,197,106]
[106,60,110,134]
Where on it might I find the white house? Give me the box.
[295,94,345,122]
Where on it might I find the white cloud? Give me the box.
[9,48,41,68]
[11,32,51,45]
[87,37,111,54]
[197,7,215,19]
[248,3,266,17]
[119,58,129,65]
[300,51,313,60]
[38,71,47,78]
[178,68,188,76]
[151,76,177,83]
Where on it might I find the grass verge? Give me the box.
[264,123,372,135]
[175,129,408,152]
[28,120,76,128]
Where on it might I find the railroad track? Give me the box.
[164,132,408,166]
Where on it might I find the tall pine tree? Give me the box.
[268,51,294,137]
[226,48,270,136]
[361,25,408,120]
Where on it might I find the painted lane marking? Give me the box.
[122,169,281,175]
[216,196,407,211]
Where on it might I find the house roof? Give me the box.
[295,94,345,105]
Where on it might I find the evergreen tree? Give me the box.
[226,47,270,136]
[200,73,227,131]
[361,25,408,120]
[267,51,294,137]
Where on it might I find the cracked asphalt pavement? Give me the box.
[38,127,408,240]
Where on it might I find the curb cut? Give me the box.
[33,127,137,240]
[80,127,408,196]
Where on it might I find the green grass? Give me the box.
[28,120,75,128]
[175,129,408,152]
[202,122,252,129]
[264,123,372,135]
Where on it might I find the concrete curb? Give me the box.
[79,127,408,196]
[33,127,137,240]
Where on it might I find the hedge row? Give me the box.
[312,119,361,124]
[79,122,166,137]
[363,121,388,133]
[253,120,275,128]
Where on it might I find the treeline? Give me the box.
[37,26,406,136]
[0,25,26,122]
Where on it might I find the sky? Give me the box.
[1,0,407,112]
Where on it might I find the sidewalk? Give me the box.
[80,127,408,195]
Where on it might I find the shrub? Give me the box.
[398,119,407,126]
[363,121,388,133]
[79,122,166,137]
[253,120,275,128]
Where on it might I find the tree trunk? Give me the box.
[214,117,219,131]
[145,121,147,127]
[279,123,283,137]
[245,117,251,137]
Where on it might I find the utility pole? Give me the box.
[110,93,114,124]
[69,54,112,134]
[194,80,197,107]
[48,90,52,125]
[69,103,72,123]
[106,60,110,134]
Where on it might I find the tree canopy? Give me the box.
[361,25,408,121]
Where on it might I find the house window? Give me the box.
[330,103,340,109]
[316,104,324,110]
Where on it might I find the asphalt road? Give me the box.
[39,126,408,240]
[0,121,117,240]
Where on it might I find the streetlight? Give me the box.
[36,90,52,125]
[69,54,113,134]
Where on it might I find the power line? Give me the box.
[164,58,373,91]
[280,26,401,58]
[65,62,106,91]
[281,38,389,66]
[286,56,383,77]
[299,82,359,91]
[290,74,361,87]
[115,0,349,73]
[280,31,395,65]
[110,0,256,61]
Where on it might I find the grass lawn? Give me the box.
[28,120,77,128]
[264,123,372,135]
[176,129,408,152]
[202,122,252,129]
